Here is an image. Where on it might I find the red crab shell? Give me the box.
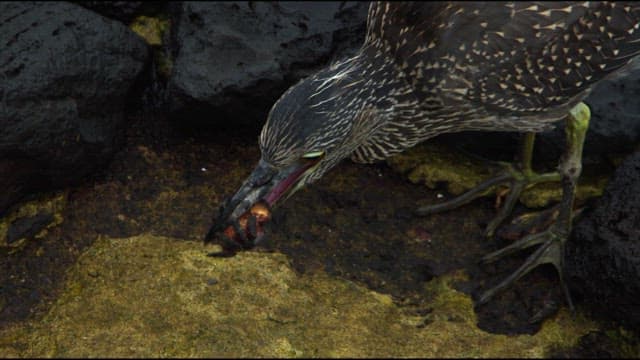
[222,201,271,242]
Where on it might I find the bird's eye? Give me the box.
[301,151,325,159]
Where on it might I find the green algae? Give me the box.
[387,142,494,196]
[129,16,169,47]
[0,234,601,358]
[129,15,173,80]
[0,192,66,254]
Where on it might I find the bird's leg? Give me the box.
[477,102,590,310]
[416,132,561,236]
[485,132,536,237]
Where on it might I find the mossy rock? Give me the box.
[0,192,66,254]
[0,234,607,357]
[387,142,493,196]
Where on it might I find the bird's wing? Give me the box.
[351,1,640,163]
[366,1,640,113]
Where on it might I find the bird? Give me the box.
[205,1,640,309]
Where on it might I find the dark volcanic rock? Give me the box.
[167,1,369,132]
[74,1,166,24]
[0,1,149,215]
[582,69,640,159]
[567,150,640,330]
[73,1,145,24]
[537,69,640,165]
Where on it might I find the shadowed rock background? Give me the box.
[1,1,148,216]
[1,1,639,356]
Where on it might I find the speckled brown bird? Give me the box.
[206,2,640,308]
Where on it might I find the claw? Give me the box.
[528,298,560,324]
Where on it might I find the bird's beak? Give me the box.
[204,157,321,243]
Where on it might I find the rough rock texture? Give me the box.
[73,1,161,24]
[0,1,149,215]
[567,150,640,330]
[538,69,640,165]
[582,69,640,160]
[166,1,369,131]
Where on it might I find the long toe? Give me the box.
[483,179,527,238]
[477,227,571,308]
[415,172,513,216]
[481,230,548,264]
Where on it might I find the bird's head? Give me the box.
[206,56,378,246]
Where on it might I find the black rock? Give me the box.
[0,1,149,215]
[166,1,369,133]
[537,69,640,165]
[567,150,640,331]
[73,1,164,24]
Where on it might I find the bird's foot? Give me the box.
[494,205,584,241]
[471,103,590,317]
[415,161,561,237]
[476,220,574,312]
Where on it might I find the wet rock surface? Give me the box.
[567,150,640,331]
[0,1,149,215]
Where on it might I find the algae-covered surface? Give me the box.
[130,15,169,46]
[0,235,599,357]
[0,118,638,357]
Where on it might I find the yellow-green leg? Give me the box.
[482,132,562,238]
[477,102,591,309]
